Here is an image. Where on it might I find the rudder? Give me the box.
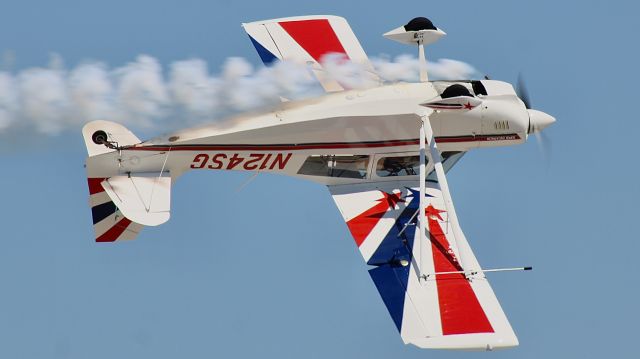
[88,177,144,242]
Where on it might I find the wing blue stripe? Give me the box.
[367,190,419,266]
[369,264,410,332]
[366,190,421,333]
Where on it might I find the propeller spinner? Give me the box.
[517,74,555,134]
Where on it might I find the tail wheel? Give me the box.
[92,130,108,145]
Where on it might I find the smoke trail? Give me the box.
[0,54,480,136]
[373,55,480,82]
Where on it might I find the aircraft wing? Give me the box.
[328,176,518,350]
[243,15,379,92]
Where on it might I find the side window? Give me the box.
[297,155,369,179]
[376,155,423,177]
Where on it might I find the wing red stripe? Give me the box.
[346,201,389,247]
[346,192,402,247]
[427,206,494,335]
[279,19,349,63]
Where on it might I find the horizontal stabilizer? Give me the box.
[101,174,171,226]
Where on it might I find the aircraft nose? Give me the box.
[527,109,555,134]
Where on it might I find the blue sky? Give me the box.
[1,0,638,358]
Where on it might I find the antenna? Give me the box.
[383,17,446,82]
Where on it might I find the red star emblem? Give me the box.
[463,102,474,110]
[379,191,405,209]
[426,204,446,220]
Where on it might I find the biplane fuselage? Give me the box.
[87,80,533,186]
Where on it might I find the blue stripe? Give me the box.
[369,263,411,332]
[367,191,418,266]
[366,189,421,333]
[91,201,117,224]
[248,35,278,65]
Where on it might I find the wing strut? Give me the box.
[418,112,478,277]
[418,115,427,279]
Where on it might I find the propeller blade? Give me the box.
[534,130,552,169]
[516,73,532,109]
[518,74,553,166]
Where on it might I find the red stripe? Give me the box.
[96,217,132,242]
[426,105,464,109]
[87,178,107,195]
[127,140,420,152]
[346,192,402,247]
[126,135,521,152]
[279,19,349,63]
[427,205,494,335]
[346,200,389,247]
[437,134,521,144]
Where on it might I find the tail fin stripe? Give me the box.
[93,212,123,237]
[89,191,111,208]
[88,178,107,195]
[91,201,118,225]
[96,217,132,242]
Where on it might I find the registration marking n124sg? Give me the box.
[189,153,293,171]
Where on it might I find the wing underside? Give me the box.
[329,180,517,350]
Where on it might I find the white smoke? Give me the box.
[0,54,480,135]
[115,56,171,128]
[169,59,219,117]
[0,72,17,130]
[68,63,114,126]
[373,55,480,82]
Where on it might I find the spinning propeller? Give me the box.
[517,74,555,162]
[517,74,532,110]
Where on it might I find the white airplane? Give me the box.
[83,16,554,350]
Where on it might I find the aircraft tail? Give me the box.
[82,121,171,242]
